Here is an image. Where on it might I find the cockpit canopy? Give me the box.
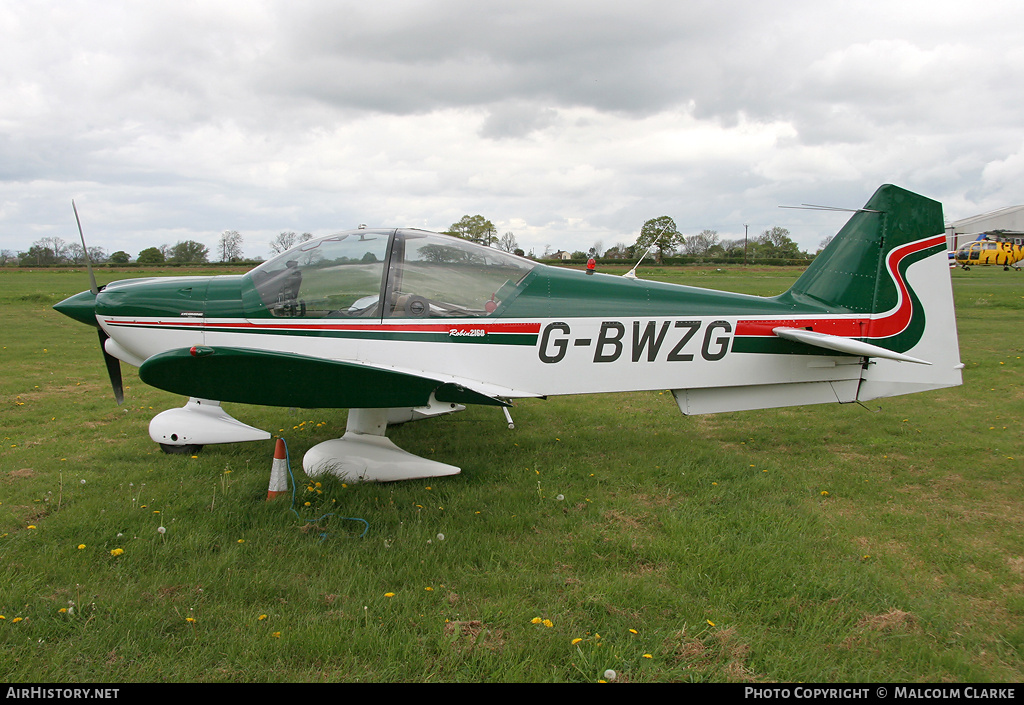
[246,229,536,319]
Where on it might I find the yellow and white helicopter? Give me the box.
[55,185,963,482]
[953,232,1024,271]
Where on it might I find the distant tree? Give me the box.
[218,230,243,262]
[109,250,131,264]
[719,238,745,255]
[818,234,834,252]
[497,231,518,253]
[66,243,86,264]
[22,237,69,265]
[65,243,108,264]
[169,240,209,264]
[756,226,805,259]
[270,231,297,255]
[571,250,587,259]
[137,247,165,264]
[684,229,719,256]
[38,237,69,263]
[588,240,604,259]
[0,249,13,265]
[513,248,525,257]
[448,215,497,247]
[636,216,682,263]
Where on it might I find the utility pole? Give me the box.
[743,224,749,266]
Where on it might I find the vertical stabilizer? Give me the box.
[779,184,961,399]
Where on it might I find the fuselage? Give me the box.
[55,227,933,404]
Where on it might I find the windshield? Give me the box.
[249,230,392,318]
[246,229,536,319]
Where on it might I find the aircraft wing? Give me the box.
[139,346,539,409]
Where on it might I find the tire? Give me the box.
[160,443,204,455]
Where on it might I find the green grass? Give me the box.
[1,264,1022,682]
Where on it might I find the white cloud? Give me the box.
[3,0,1024,259]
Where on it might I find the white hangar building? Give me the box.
[946,204,1024,251]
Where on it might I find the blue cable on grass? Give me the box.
[280,437,369,540]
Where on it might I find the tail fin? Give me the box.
[783,184,962,399]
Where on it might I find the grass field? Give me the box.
[1,264,1022,682]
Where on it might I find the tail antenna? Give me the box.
[623,245,655,279]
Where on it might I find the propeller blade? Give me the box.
[98,328,124,405]
[72,200,100,296]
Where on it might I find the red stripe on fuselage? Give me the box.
[735,235,942,340]
[105,319,542,334]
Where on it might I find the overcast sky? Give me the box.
[3,0,1023,260]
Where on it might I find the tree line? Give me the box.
[3,216,811,267]
[443,214,811,263]
[5,229,317,266]
[633,217,810,263]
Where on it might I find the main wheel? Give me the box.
[160,443,204,455]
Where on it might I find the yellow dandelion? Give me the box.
[185,617,196,623]
[821,491,829,496]
[531,617,542,624]
[59,608,67,614]
[13,617,22,623]
[629,628,638,634]
[707,619,715,626]
[572,638,583,645]
[77,544,86,550]
[110,548,124,556]
[424,586,433,591]
[542,619,553,628]
[643,653,653,659]
[258,614,268,621]
[271,631,281,638]
[237,539,245,544]
[304,502,311,507]
[384,593,395,598]
[27,525,36,530]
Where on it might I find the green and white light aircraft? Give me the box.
[55,184,963,482]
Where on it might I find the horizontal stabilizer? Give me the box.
[772,327,931,365]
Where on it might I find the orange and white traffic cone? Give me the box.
[267,438,289,501]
